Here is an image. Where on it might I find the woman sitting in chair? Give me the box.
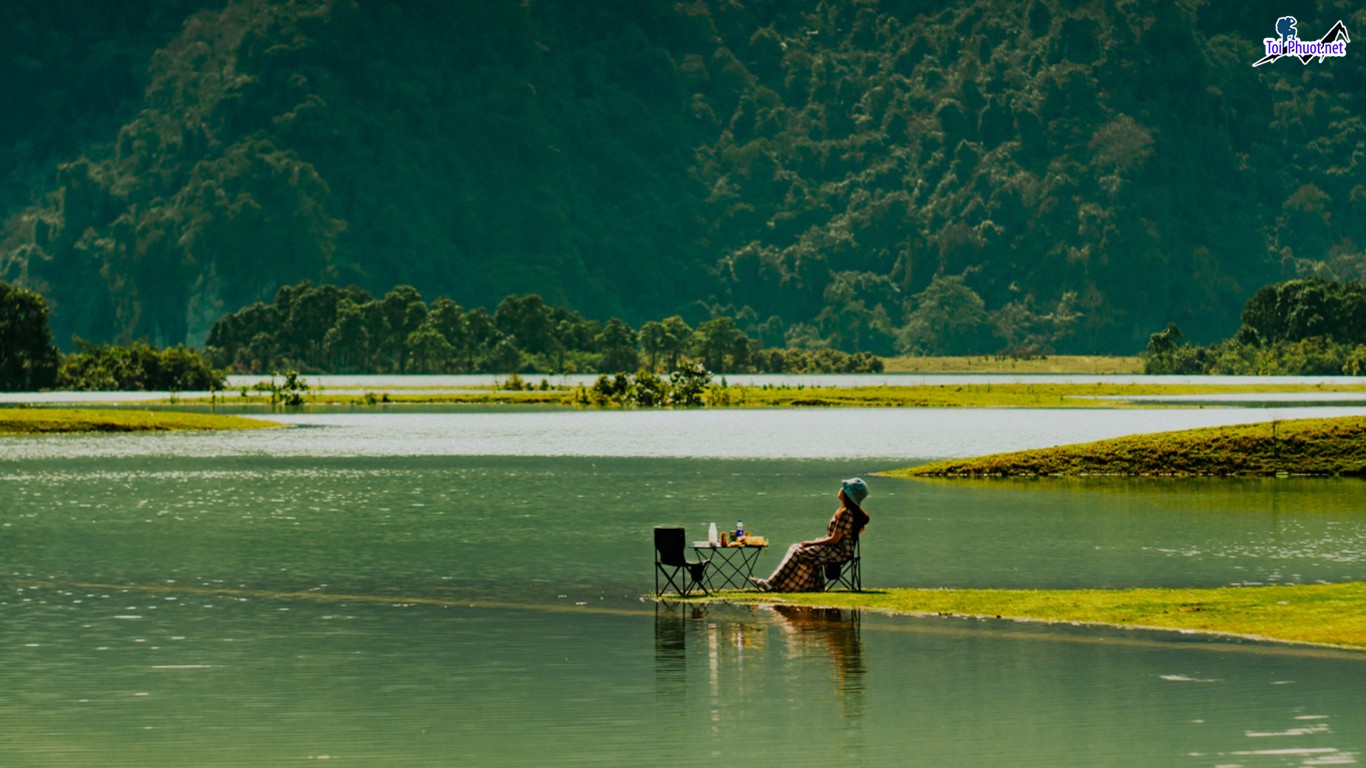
[750,477,869,592]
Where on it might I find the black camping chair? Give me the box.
[654,527,711,597]
[823,535,861,592]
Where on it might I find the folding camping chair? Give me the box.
[654,526,711,597]
[823,535,861,591]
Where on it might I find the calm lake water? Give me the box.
[3,371,1364,404]
[2,406,1364,765]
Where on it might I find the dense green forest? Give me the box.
[206,279,883,374]
[3,1,1365,354]
[1145,278,1366,375]
[0,278,220,391]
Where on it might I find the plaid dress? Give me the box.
[760,507,858,592]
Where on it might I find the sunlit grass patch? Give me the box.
[0,408,284,434]
[887,415,1366,477]
[706,582,1366,650]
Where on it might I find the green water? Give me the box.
[6,456,1361,597]
[5,593,1363,766]
[2,411,1365,765]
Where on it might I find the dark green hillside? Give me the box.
[2,1,1365,354]
[0,0,206,218]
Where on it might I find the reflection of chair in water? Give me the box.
[654,526,711,597]
[653,603,688,698]
[823,535,861,591]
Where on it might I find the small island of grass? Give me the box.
[884,415,1366,477]
[709,582,1366,651]
[0,408,284,434]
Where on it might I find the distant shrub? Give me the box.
[748,348,884,373]
[575,365,717,407]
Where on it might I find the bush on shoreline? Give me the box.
[576,364,717,407]
[58,340,225,392]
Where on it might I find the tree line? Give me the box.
[206,280,882,375]
[1144,278,1366,376]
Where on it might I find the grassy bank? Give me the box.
[711,583,1366,650]
[181,381,1366,409]
[887,415,1366,477]
[721,382,1363,408]
[881,355,1142,374]
[0,408,284,434]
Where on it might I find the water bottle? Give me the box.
[736,520,744,541]
[708,522,718,545]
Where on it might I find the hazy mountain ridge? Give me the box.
[3,0,1364,352]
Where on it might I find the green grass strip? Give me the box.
[881,354,1143,374]
[708,582,1366,650]
[0,408,284,434]
[886,415,1366,477]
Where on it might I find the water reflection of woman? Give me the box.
[750,477,869,592]
[768,605,865,685]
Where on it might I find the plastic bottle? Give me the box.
[708,522,718,545]
[736,520,744,541]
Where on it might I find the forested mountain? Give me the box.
[0,1,206,219]
[3,0,1364,354]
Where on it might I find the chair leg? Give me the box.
[657,564,689,597]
